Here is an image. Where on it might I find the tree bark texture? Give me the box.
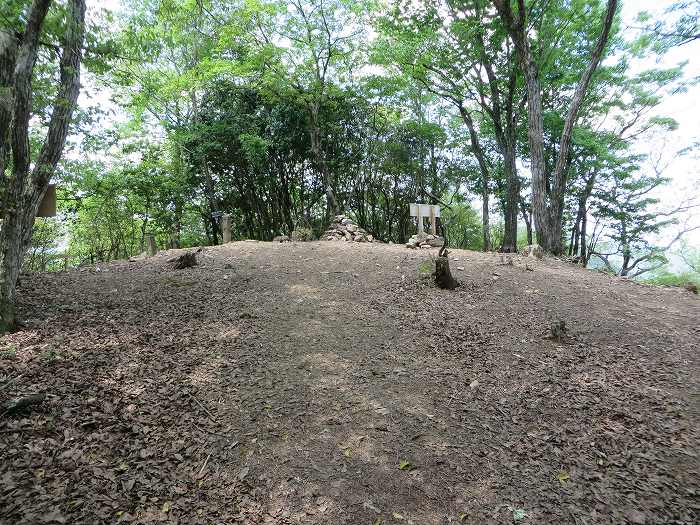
[493,0,618,254]
[435,255,458,290]
[0,0,86,331]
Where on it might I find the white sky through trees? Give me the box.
[621,0,700,247]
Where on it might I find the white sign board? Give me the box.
[409,203,440,234]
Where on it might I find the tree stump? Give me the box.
[172,252,197,270]
[2,393,45,416]
[434,247,458,290]
[549,320,566,341]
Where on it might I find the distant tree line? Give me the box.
[2,0,699,329]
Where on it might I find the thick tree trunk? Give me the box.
[0,0,86,331]
[493,0,618,255]
[475,36,520,253]
[0,30,17,191]
[580,210,589,265]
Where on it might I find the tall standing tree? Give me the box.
[375,0,525,252]
[493,0,619,254]
[591,166,699,278]
[0,0,87,331]
[265,0,372,220]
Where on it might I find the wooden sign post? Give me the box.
[145,233,157,256]
[409,203,440,235]
[222,214,232,243]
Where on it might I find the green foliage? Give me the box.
[291,227,314,242]
[417,260,433,276]
[15,0,695,280]
[643,241,700,288]
[645,270,700,288]
[442,203,484,251]
[634,2,700,55]
[0,344,17,360]
[23,218,64,272]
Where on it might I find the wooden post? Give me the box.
[429,206,436,235]
[435,245,457,290]
[222,214,232,243]
[145,233,157,256]
[63,254,69,271]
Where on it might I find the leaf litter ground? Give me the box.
[1,241,698,524]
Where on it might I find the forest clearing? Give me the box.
[2,0,700,523]
[1,241,698,524]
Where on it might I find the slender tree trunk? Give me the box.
[0,0,86,331]
[500,140,519,252]
[518,196,533,245]
[308,103,338,220]
[570,199,584,256]
[173,199,183,248]
[577,170,597,264]
[459,105,491,251]
[481,186,491,251]
[580,208,588,265]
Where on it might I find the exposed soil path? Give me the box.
[1,242,698,524]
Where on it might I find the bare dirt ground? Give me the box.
[1,241,698,525]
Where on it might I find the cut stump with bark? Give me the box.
[434,247,458,290]
[2,393,46,416]
[171,252,198,270]
[548,320,567,341]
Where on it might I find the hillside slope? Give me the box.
[1,241,698,524]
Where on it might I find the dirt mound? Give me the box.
[1,242,698,524]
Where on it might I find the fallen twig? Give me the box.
[0,374,24,391]
[193,423,234,439]
[190,394,218,423]
[197,453,212,479]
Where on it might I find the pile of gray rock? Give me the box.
[406,232,444,249]
[323,215,374,242]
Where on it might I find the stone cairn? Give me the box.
[406,231,444,249]
[521,244,544,259]
[323,215,374,243]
